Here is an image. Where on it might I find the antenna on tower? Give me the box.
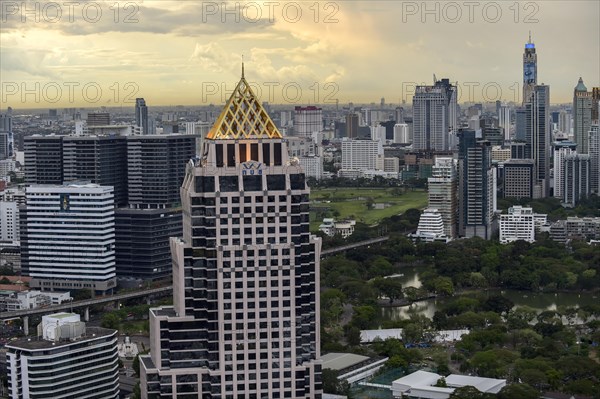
[241,54,245,78]
[528,31,532,43]
[433,74,437,84]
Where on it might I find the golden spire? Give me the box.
[206,68,283,140]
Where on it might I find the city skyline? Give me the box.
[1,1,599,108]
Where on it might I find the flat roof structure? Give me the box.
[321,352,369,371]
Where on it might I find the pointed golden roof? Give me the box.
[206,67,282,140]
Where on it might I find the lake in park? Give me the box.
[381,266,600,321]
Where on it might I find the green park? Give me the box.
[309,187,428,231]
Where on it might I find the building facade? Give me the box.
[140,73,322,398]
[6,313,119,399]
[522,34,537,105]
[588,123,600,193]
[499,206,537,244]
[340,139,383,172]
[23,135,64,185]
[573,78,593,154]
[427,157,457,238]
[501,160,534,199]
[525,84,550,198]
[563,154,590,207]
[458,130,496,239]
[126,135,196,209]
[412,79,457,151]
[20,183,116,294]
[135,97,149,135]
[294,106,322,137]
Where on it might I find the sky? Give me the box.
[1,0,599,109]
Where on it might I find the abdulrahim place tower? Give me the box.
[140,68,323,398]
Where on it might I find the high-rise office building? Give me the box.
[115,207,182,281]
[458,130,496,239]
[558,109,572,135]
[6,313,119,399]
[525,84,550,197]
[20,183,116,294]
[573,78,593,154]
[501,160,534,199]
[563,154,591,207]
[498,103,511,140]
[522,33,537,104]
[346,112,359,138]
[24,135,64,185]
[341,138,384,171]
[135,97,149,135]
[428,157,457,238]
[412,79,457,151]
[140,71,322,398]
[0,110,14,158]
[553,141,578,199]
[126,135,196,208]
[62,135,128,206]
[87,112,110,126]
[515,108,528,141]
[116,134,196,281]
[589,123,600,193]
[294,106,322,137]
[592,87,600,121]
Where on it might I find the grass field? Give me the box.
[309,187,427,230]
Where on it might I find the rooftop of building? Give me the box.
[6,327,116,351]
[321,352,370,371]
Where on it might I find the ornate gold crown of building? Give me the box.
[206,65,283,140]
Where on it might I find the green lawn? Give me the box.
[310,187,427,230]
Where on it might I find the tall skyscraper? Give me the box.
[0,109,13,159]
[294,106,322,137]
[558,109,572,135]
[553,141,578,199]
[592,87,600,121]
[458,130,496,239]
[135,97,149,135]
[20,183,116,294]
[428,157,458,238]
[573,77,593,154]
[588,123,600,193]
[412,78,457,151]
[563,154,591,207]
[126,135,196,208]
[498,103,511,140]
[345,112,359,138]
[525,85,551,197]
[522,33,537,104]
[116,134,196,281]
[6,313,119,399]
[140,71,322,398]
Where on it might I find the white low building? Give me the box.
[412,208,450,242]
[1,290,71,311]
[499,206,547,244]
[392,370,506,398]
[319,218,356,238]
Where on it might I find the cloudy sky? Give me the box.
[1,0,598,108]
